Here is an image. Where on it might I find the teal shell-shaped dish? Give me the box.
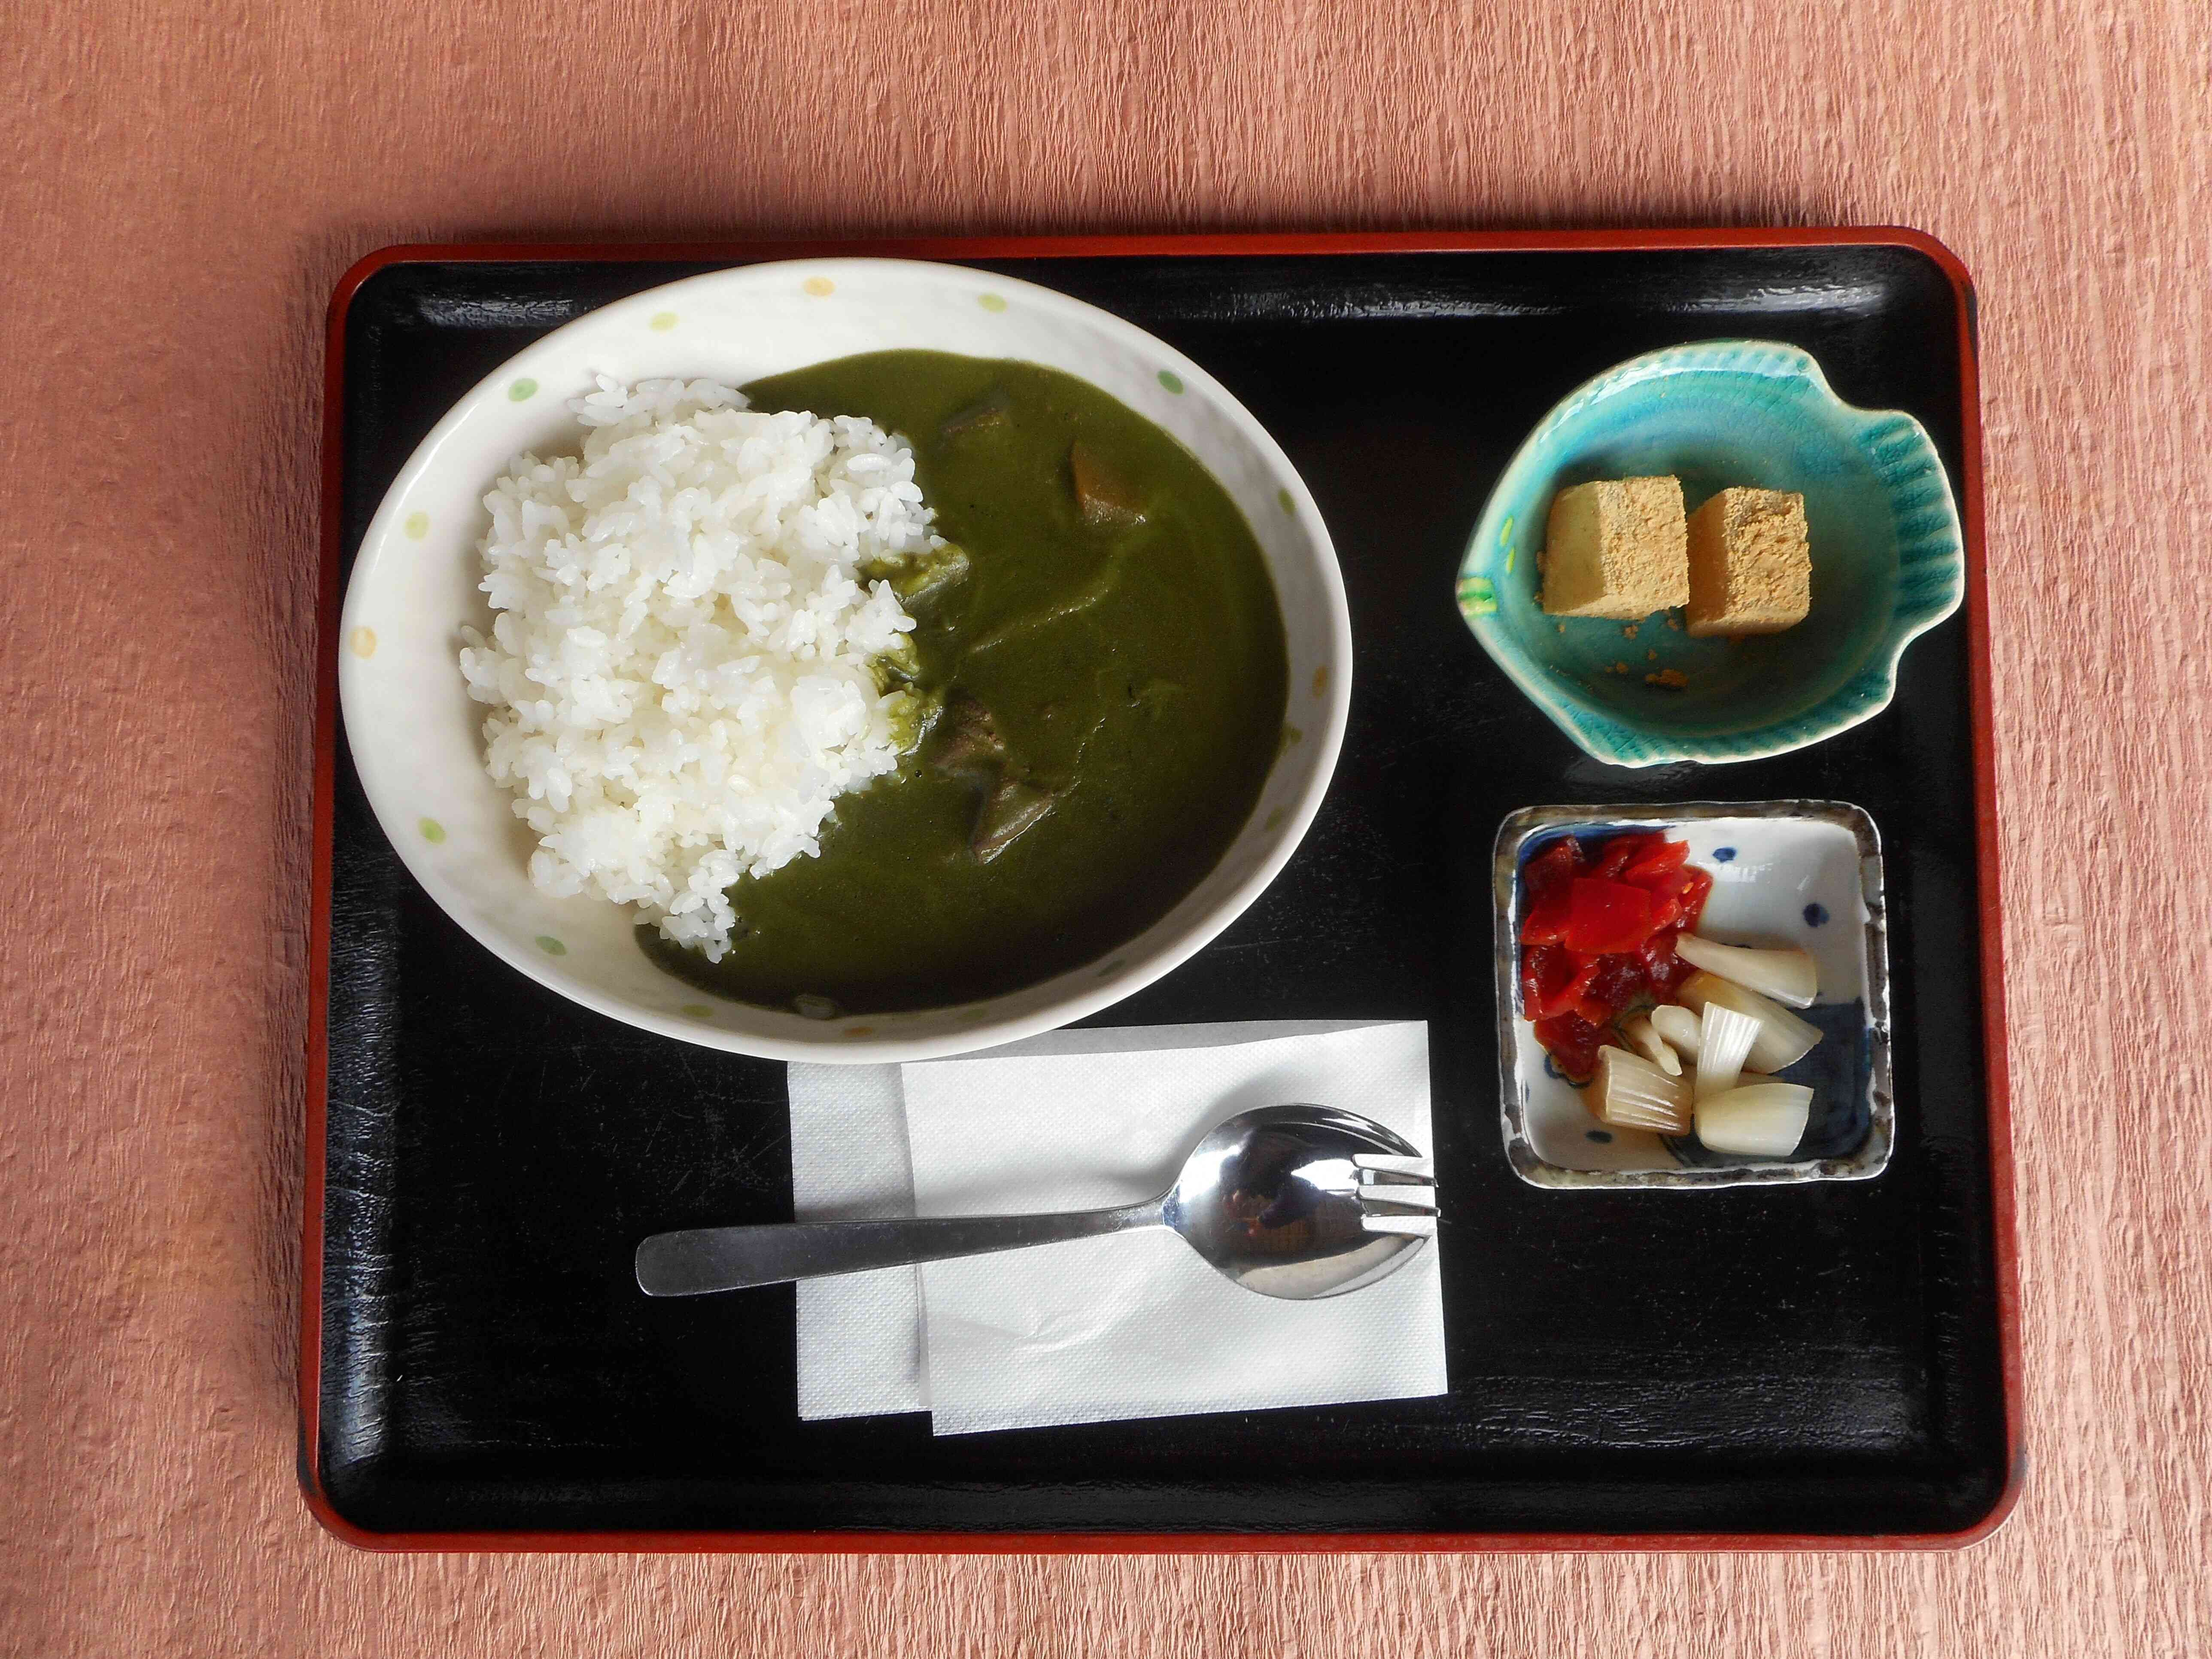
[1456,341,1963,767]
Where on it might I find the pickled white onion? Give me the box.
[1677,972,1821,1073]
[1674,934,1819,1009]
[1594,1047,1692,1136]
[1623,1015,1681,1076]
[1648,1003,1702,1061]
[1693,1003,1762,1102]
[1694,1083,1814,1157]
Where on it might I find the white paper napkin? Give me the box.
[787,1063,927,1420]
[788,1020,1445,1434]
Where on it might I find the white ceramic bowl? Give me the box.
[338,258,1351,1063]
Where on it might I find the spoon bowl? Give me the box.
[1166,1104,1432,1298]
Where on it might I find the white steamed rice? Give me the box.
[458,376,934,959]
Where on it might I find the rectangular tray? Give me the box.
[306,230,2019,1550]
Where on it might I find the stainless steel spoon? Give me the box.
[635,1103,1437,1302]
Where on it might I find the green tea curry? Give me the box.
[640,351,1290,1014]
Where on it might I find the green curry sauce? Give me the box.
[638,350,1290,1014]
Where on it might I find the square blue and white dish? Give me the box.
[1492,801,1893,1190]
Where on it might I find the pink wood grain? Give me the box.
[3,0,2208,1653]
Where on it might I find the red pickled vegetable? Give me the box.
[1677,865,1714,930]
[1573,952,1650,1024]
[1523,837,1582,892]
[1519,885,1572,946]
[1533,1012,1607,1081]
[1519,942,1569,1015]
[1592,832,1666,879]
[1620,839,1690,885]
[1518,831,1711,1077]
[1563,877,1656,954]
[1640,862,1714,934]
[1518,837,1585,943]
[1520,945,1601,1020]
[1519,839,1577,908]
[1642,927,1698,999]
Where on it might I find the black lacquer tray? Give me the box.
[305,231,2018,1550]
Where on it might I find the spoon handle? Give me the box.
[635,1201,1165,1297]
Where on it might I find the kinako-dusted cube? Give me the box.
[1685,487,1811,637]
[1537,477,1689,619]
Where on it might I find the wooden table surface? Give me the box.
[6,0,2208,1653]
